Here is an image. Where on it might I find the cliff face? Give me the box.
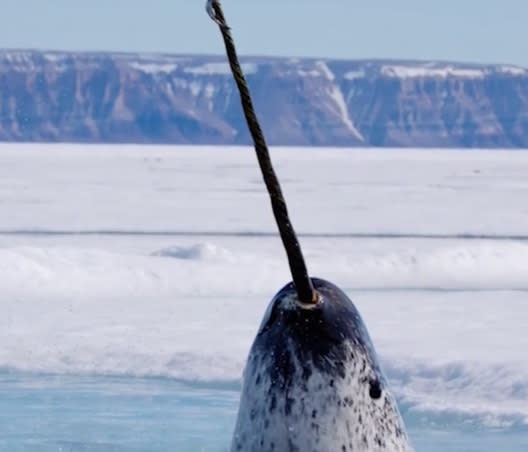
[0,50,527,147]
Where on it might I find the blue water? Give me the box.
[1,373,526,452]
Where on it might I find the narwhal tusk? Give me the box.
[206,0,317,304]
[205,0,223,26]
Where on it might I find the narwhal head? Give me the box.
[230,278,413,451]
[257,278,385,395]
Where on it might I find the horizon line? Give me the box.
[0,47,526,70]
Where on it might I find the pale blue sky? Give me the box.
[0,0,526,66]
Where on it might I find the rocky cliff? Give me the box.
[0,50,527,147]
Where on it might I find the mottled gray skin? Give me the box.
[231,278,413,452]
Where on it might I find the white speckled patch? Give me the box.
[231,279,414,452]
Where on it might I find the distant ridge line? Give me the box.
[0,48,527,70]
[0,50,527,148]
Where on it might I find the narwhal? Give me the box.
[206,2,414,450]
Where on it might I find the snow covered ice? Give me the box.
[1,143,528,450]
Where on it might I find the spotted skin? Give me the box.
[231,278,414,452]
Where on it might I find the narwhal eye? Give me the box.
[369,379,382,400]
